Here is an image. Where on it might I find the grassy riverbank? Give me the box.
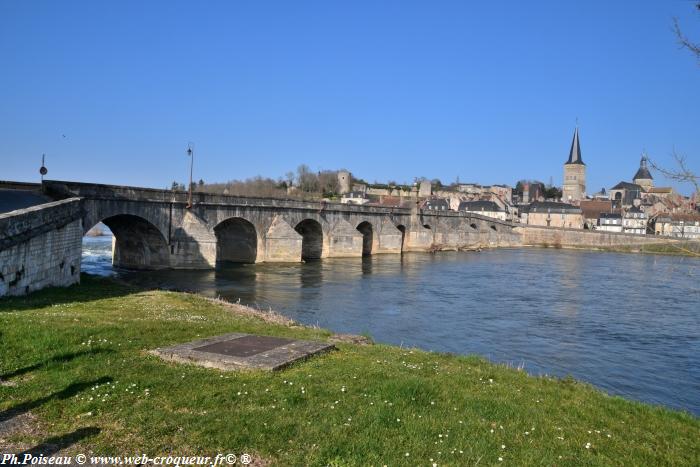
[606,241,700,257]
[1,276,698,465]
[532,240,700,258]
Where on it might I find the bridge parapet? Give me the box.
[43,180,405,215]
[0,198,82,296]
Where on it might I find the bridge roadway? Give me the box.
[43,180,518,269]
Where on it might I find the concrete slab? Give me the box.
[151,333,335,371]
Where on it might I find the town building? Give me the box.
[653,213,700,239]
[518,181,546,204]
[622,205,647,235]
[422,197,450,211]
[579,200,615,229]
[591,188,609,200]
[457,200,507,221]
[598,213,623,232]
[562,127,586,203]
[610,181,643,208]
[521,201,584,229]
[340,191,369,205]
[645,187,676,198]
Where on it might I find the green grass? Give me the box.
[1,275,698,465]
[597,241,700,257]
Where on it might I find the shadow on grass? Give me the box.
[18,427,101,457]
[0,348,115,380]
[0,377,113,424]
[0,274,141,312]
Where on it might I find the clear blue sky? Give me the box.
[2,1,699,194]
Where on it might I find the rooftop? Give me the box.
[524,201,582,214]
[611,181,643,191]
[633,156,653,181]
[458,200,505,212]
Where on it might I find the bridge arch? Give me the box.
[356,221,374,256]
[295,219,323,261]
[87,214,170,270]
[214,217,258,264]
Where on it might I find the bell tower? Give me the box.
[562,126,586,203]
[632,154,653,191]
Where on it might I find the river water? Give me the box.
[83,236,700,415]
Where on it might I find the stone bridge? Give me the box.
[44,180,518,270]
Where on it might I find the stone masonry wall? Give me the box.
[514,225,679,249]
[0,199,83,297]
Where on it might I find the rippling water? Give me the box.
[83,236,700,415]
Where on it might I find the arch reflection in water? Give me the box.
[356,221,373,256]
[295,219,324,261]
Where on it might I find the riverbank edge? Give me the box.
[518,241,700,257]
[35,274,700,416]
[120,278,700,419]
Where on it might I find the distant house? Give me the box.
[598,213,623,233]
[521,201,584,229]
[340,191,369,205]
[622,206,647,235]
[579,200,614,229]
[653,213,700,239]
[519,181,545,204]
[422,197,450,211]
[366,196,413,209]
[458,200,507,221]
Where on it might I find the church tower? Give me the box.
[632,154,653,191]
[562,127,586,203]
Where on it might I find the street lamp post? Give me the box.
[186,144,194,209]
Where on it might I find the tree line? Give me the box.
[168,165,353,200]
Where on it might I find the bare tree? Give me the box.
[296,164,318,193]
[284,171,295,187]
[317,170,340,196]
[653,4,700,196]
[673,3,700,63]
[648,150,699,194]
[649,3,700,259]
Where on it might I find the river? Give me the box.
[82,235,700,415]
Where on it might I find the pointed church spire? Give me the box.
[565,126,584,165]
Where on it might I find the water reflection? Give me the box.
[82,236,700,415]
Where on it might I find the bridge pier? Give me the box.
[374,219,404,254]
[328,219,363,258]
[169,210,216,269]
[263,216,302,262]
